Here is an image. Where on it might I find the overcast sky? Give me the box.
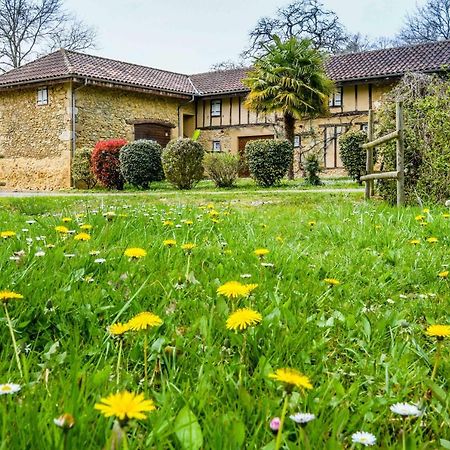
[65,0,423,74]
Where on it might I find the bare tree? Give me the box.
[242,0,348,58]
[340,33,372,53]
[209,59,246,72]
[0,0,96,72]
[398,0,450,44]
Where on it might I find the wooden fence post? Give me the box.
[365,110,374,200]
[396,102,405,206]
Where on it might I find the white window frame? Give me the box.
[37,87,48,106]
[212,140,221,152]
[294,135,301,148]
[329,88,343,107]
[210,100,222,117]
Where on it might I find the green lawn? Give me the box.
[0,192,449,449]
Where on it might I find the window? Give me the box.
[294,135,301,148]
[212,140,221,152]
[360,123,368,133]
[37,87,48,106]
[329,88,343,107]
[210,100,222,117]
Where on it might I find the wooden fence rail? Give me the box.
[360,101,405,206]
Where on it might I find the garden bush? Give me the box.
[72,147,96,189]
[119,140,164,188]
[91,139,127,190]
[203,153,239,188]
[376,73,450,205]
[245,139,293,187]
[162,138,204,190]
[339,130,367,184]
[303,153,322,185]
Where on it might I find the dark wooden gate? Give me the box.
[238,135,274,177]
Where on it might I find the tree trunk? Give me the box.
[284,113,296,180]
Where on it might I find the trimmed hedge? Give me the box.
[339,130,367,184]
[245,139,293,187]
[91,139,127,190]
[203,153,239,188]
[162,138,204,190]
[120,140,164,188]
[72,147,96,189]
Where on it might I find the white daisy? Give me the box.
[26,220,36,225]
[289,413,316,424]
[35,251,45,257]
[94,258,106,264]
[0,383,21,395]
[351,431,376,446]
[390,402,422,417]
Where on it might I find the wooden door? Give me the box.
[238,135,274,177]
[134,123,172,147]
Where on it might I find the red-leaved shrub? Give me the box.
[91,139,127,190]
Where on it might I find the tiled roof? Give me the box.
[1,40,450,95]
[325,40,450,82]
[0,49,195,95]
[189,68,250,95]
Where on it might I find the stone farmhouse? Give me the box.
[0,40,450,189]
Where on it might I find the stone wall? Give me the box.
[0,83,72,189]
[75,86,189,149]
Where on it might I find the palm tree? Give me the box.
[243,36,334,179]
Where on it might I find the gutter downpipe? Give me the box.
[70,78,88,186]
[177,77,199,138]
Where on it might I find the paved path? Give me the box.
[0,188,364,198]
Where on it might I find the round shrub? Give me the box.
[245,139,293,187]
[91,139,127,190]
[119,140,164,188]
[204,152,239,188]
[72,147,96,189]
[339,130,367,184]
[162,138,204,190]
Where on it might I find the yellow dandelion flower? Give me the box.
[207,203,214,209]
[438,271,449,279]
[1,231,16,239]
[209,210,220,217]
[127,312,163,331]
[94,391,156,422]
[62,217,72,223]
[415,215,425,221]
[324,278,341,286]
[55,226,69,234]
[426,237,438,244]
[182,220,193,225]
[163,239,176,247]
[308,221,316,227]
[409,239,421,245]
[109,322,130,336]
[442,213,450,219]
[181,243,196,251]
[420,221,428,226]
[80,224,92,230]
[74,233,91,241]
[269,368,313,390]
[163,220,174,226]
[0,290,23,304]
[423,208,430,213]
[426,324,450,338]
[254,248,269,257]
[211,218,220,224]
[46,244,55,248]
[226,308,262,331]
[217,281,257,299]
[124,247,147,259]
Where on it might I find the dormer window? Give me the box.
[329,88,343,107]
[37,87,48,106]
[211,99,222,117]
